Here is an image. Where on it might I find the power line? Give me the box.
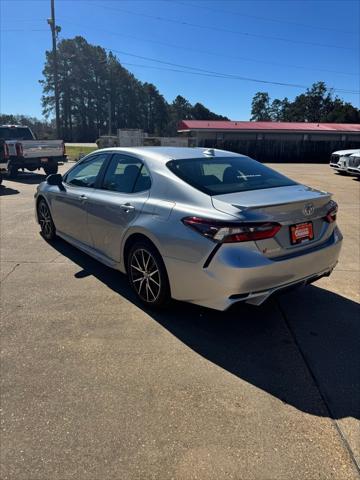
[101,46,359,94]
[55,21,359,94]
[1,18,48,23]
[59,18,359,77]
[119,61,360,95]
[0,29,48,32]
[170,0,358,35]
[88,2,357,51]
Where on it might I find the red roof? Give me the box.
[178,120,360,133]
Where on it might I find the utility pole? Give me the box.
[108,60,112,136]
[48,0,61,138]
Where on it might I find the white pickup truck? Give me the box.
[0,125,66,178]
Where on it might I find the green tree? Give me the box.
[143,83,169,135]
[250,92,271,121]
[251,82,360,124]
[41,36,232,140]
[0,114,55,139]
[192,102,228,121]
[269,99,284,121]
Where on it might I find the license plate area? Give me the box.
[40,158,48,163]
[290,221,314,245]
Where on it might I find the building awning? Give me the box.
[178,120,360,134]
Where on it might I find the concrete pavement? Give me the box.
[0,164,359,479]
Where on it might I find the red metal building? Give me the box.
[178,120,360,162]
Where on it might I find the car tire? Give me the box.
[7,165,18,179]
[127,240,170,308]
[37,199,56,241]
[44,164,58,176]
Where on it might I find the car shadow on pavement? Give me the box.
[0,185,19,196]
[5,172,46,185]
[49,237,360,421]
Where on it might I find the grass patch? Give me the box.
[65,145,97,162]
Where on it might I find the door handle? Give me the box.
[79,194,87,201]
[120,203,135,212]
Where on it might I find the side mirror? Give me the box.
[47,173,64,190]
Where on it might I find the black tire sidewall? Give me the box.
[127,240,170,308]
[38,199,56,241]
[44,164,58,176]
[8,166,18,178]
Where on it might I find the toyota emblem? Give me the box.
[303,203,314,216]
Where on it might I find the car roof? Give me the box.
[332,149,360,155]
[0,125,28,128]
[96,146,247,162]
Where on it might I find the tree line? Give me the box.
[250,82,360,123]
[0,114,56,140]
[40,36,227,141]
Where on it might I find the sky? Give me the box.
[1,0,359,121]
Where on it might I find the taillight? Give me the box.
[4,143,9,160]
[182,216,281,243]
[324,201,338,223]
[15,142,23,157]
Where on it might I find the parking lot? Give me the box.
[1,163,359,479]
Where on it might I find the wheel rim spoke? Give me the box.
[130,248,161,303]
[131,264,144,274]
[149,276,160,287]
[133,254,143,271]
[146,282,156,300]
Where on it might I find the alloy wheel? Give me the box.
[130,248,161,303]
[38,201,54,239]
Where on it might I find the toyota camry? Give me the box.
[35,147,342,310]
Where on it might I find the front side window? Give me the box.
[65,154,108,188]
[166,156,296,195]
[102,154,151,193]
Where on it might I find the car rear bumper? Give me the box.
[9,156,65,168]
[164,227,343,310]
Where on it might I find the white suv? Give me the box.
[330,149,360,174]
[347,152,360,177]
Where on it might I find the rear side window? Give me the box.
[166,156,296,195]
[0,127,33,140]
[102,154,151,193]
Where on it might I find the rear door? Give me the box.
[86,153,151,262]
[51,153,109,244]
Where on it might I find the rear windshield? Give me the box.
[0,127,33,141]
[166,156,296,195]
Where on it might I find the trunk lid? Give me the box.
[211,184,334,257]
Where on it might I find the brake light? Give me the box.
[324,201,338,223]
[4,143,9,160]
[15,142,23,157]
[182,216,281,243]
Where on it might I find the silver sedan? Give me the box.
[35,147,342,310]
